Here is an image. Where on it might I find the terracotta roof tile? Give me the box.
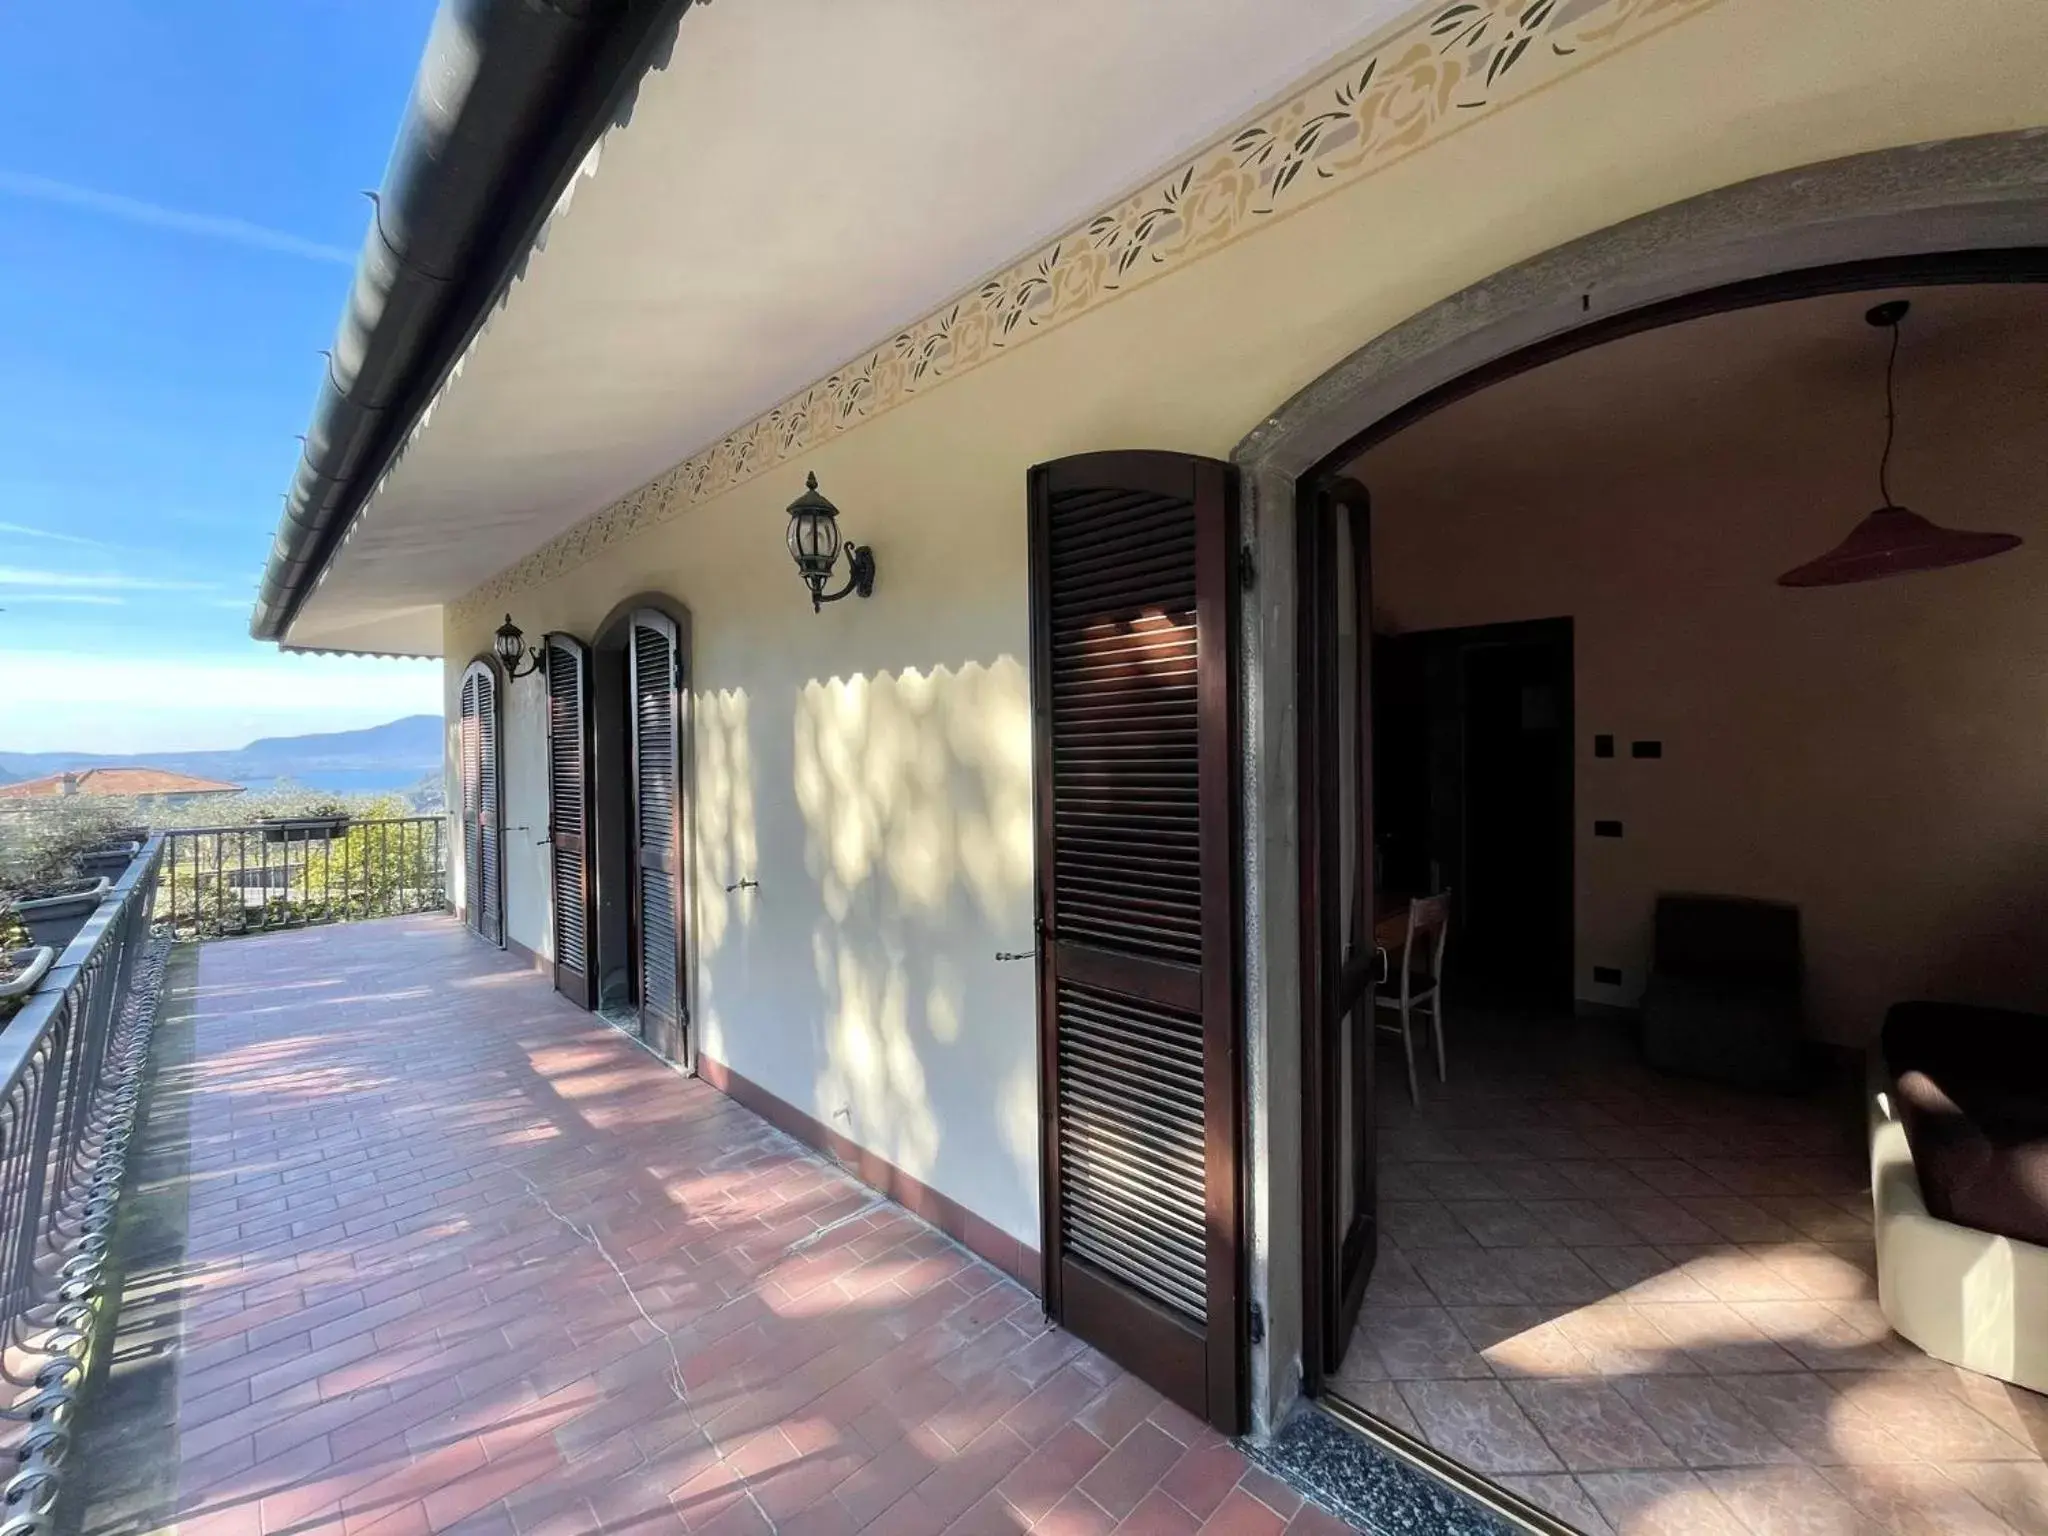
[0,768,244,800]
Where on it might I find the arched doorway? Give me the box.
[1224,131,2048,1470]
[590,595,694,1067]
[457,657,506,948]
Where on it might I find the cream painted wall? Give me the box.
[441,0,2048,1243]
[1360,285,2048,1045]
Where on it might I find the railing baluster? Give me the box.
[106,818,445,941]
[0,837,166,1518]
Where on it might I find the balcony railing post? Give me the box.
[138,817,446,941]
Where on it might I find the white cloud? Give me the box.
[1,593,123,606]
[0,567,213,590]
[0,170,356,266]
[2,651,443,753]
[0,521,108,549]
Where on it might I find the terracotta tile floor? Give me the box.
[1331,1007,2048,1534]
[139,916,1348,1536]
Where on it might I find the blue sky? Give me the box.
[0,0,444,753]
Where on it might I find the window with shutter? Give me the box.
[1029,450,1244,1433]
[459,659,505,948]
[546,634,596,1008]
[629,614,687,1063]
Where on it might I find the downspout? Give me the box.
[251,0,693,644]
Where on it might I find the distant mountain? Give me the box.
[0,715,443,794]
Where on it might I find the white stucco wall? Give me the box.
[443,495,1042,1244]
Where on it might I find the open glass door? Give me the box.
[1302,478,1379,1381]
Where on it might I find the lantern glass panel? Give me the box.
[788,510,840,570]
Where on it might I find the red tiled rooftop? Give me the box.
[115,915,1342,1535]
[0,766,242,799]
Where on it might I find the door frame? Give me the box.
[1295,476,1381,1390]
[1411,615,1575,1009]
[591,593,695,1069]
[1243,143,2048,1434]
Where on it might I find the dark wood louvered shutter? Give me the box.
[1028,450,1243,1433]
[630,614,687,1063]
[460,659,504,947]
[546,634,596,1009]
[460,670,482,934]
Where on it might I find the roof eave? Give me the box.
[252,0,696,646]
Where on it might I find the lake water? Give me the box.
[246,770,434,795]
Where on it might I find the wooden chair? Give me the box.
[1375,892,1451,1105]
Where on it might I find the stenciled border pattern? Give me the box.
[449,0,1719,627]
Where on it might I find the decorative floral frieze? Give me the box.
[450,0,1718,628]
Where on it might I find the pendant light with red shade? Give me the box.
[1776,300,2022,588]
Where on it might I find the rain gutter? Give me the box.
[252,0,694,643]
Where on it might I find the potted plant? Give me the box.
[6,877,110,952]
[76,839,142,878]
[0,946,54,1021]
[258,801,352,844]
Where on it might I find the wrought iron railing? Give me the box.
[154,816,447,940]
[0,836,164,1527]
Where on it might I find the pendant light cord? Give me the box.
[1879,315,1900,508]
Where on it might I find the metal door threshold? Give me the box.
[1252,1397,1582,1534]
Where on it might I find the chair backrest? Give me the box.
[1404,891,1451,988]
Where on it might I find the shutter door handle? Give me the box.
[995,948,1037,962]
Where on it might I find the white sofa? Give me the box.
[1869,1061,2048,1395]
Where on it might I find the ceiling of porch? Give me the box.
[285,0,1415,655]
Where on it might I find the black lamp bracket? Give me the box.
[496,614,545,678]
[809,543,877,613]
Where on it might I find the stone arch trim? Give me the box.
[1237,131,2048,481]
[1227,129,2048,1437]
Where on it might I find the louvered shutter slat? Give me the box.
[1030,451,1242,1433]
[630,617,686,1059]
[545,636,595,1007]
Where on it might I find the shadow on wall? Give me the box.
[694,686,759,961]
[690,655,1038,1234]
[802,656,1035,1195]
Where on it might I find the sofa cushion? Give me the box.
[1883,1001,2048,1248]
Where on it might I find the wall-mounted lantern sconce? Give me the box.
[786,473,876,613]
[493,615,544,679]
